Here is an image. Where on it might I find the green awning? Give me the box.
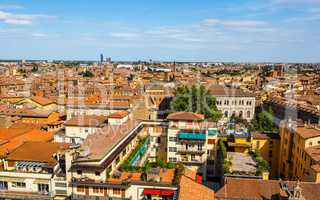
[178,132,206,140]
[208,129,219,136]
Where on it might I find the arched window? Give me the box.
[239,111,243,118]
[247,111,251,118]
[224,111,228,118]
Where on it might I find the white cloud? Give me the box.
[0,10,55,25]
[0,10,33,25]
[31,33,47,37]
[110,32,138,38]
[203,18,267,28]
[0,4,24,10]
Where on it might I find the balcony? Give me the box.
[0,190,53,200]
[177,132,206,144]
[180,159,204,165]
[0,170,52,180]
[177,148,205,155]
[71,194,131,200]
[181,160,204,165]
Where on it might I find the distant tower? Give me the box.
[100,54,104,63]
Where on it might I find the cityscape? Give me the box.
[0,1,320,200]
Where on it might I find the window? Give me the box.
[113,188,121,195]
[208,139,215,144]
[269,150,273,158]
[93,187,104,194]
[239,111,243,118]
[95,171,101,176]
[197,144,203,151]
[169,137,177,142]
[12,182,26,188]
[224,111,228,118]
[247,111,250,118]
[0,181,7,190]
[77,186,85,192]
[169,147,177,152]
[191,154,196,161]
[309,142,313,146]
[85,128,89,133]
[76,170,82,175]
[38,184,49,193]
[169,157,177,162]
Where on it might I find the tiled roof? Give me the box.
[107,111,129,119]
[0,129,54,157]
[65,115,107,127]
[179,169,215,200]
[167,112,205,121]
[253,132,280,140]
[29,96,55,106]
[295,126,320,139]
[0,108,56,118]
[6,141,68,166]
[209,85,255,97]
[215,177,320,200]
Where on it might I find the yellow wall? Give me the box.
[252,138,279,178]
[279,123,320,182]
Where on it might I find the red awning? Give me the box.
[161,190,175,196]
[144,189,175,196]
[144,189,161,195]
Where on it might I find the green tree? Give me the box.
[79,70,94,78]
[251,106,277,132]
[170,85,222,122]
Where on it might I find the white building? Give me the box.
[209,85,256,122]
[64,115,108,144]
[0,141,69,200]
[166,112,216,178]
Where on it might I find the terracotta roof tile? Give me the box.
[295,126,320,139]
[167,112,205,121]
[65,115,107,127]
[215,177,320,200]
[179,169,215,200]
[0,129,54,157]
[6,141,69,166]
[29,96,55,106]
[108,111,129,119]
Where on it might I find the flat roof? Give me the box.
[77,119,141,161]
[227,152,257,175]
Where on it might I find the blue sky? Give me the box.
[0,0,319,62]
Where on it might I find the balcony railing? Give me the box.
[177,148,205,154]
[71,194,131,200]
[180,160,204,165]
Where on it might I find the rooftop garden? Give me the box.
[120,137,175,173]
[251,149,270,175]
[218,140,232,174]
[116,136,185,185]
[120,137,149,172]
